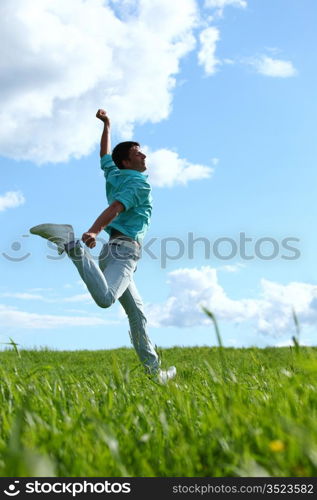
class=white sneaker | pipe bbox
[156,366,177,384]
[30,223,75,254]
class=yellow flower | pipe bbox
[269,440,285,452]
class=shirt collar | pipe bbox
[119,169,148,179]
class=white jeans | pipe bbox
[67,240,160,374]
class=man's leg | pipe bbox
[119,279,160,375]
[67,241,136,308]
[29,223,125,308]
[30,224,175,381]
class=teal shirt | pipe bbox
[100,154,152,244]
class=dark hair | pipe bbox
[111,141,140,169]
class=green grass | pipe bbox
[0,345,317,477]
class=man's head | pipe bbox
[112,142,147,172]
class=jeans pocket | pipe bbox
[109,243,140,261]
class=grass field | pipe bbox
[0,343,317,477]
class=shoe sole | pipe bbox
[30,223,73,235]
[29,224,74,254]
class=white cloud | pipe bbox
[1,291,94,304]
[146,266,317,337]
[0,191,25,212]
[223,58,235,65]
[250,55,297,78]
[204,0,247,15]
[198,27,220,75]
[62,293,91,303]
[205,0,247,6]
[218,263,245,273]
[275,338,312,347]
[0,292,46,301]
[0,0,198,164]
[145,147,214,187]
[0,304,116,329]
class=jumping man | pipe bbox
[30,109,176,383]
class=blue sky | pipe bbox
[1,0,316,351]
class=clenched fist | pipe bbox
[82,231,97,248]
[96,109,110,126]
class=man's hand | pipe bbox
[97,109,111,156]
[82,231,97,248]
[96,109,110,127]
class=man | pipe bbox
[30,109,176,384]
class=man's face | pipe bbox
[123,145,147,172]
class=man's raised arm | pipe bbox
[96,109,111,157]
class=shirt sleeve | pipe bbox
[100,154,118,181]
[113,178,150,211]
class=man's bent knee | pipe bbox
[96,292,115,309]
